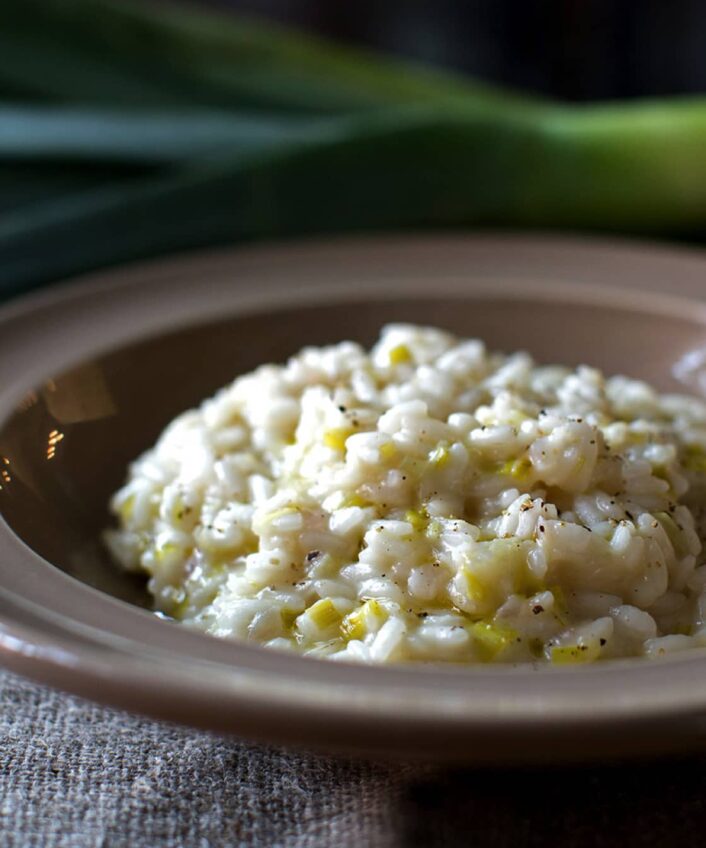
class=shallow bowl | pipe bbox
[2,234,706,763]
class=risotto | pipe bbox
[105,325,706,665]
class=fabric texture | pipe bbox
[2,670,706,847]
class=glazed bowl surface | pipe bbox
[2,234,706,762]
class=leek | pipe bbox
[1,0,706,296]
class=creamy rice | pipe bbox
[105,325,706,665]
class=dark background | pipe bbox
[199,0,706,100]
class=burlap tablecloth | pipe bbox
[2,669,706,847]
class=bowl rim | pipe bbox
[3,231,706,761]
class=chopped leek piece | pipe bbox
[323,428,352,451]
[550,642,600,664]
[117,493,135,521]
[405,508,428,532]
[154,542,177,563]
[306,598,342,629]
[341,493,369,508]
[341,599,386,641]
[500,457,532,480]
[462,567,488,604]
[379,442,397,461]
[469,620,517,659]
[388,344,412,365]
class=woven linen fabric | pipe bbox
[3,670,706,848]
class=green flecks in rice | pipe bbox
[105,324,706,665]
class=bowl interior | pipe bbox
[0,294,703,608]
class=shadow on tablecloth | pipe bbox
[397,761,706,847]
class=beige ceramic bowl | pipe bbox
[2,234,706,763]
